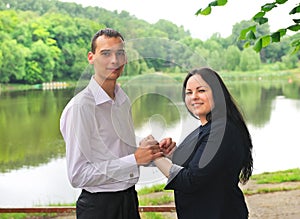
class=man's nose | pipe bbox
[110,53,118,63]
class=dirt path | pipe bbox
[241,180,300,219]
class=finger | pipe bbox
[149,144,160,151]
[160,137,172,148]
[152,152,163,160]
[146,135,155,140]
[147,140,159,146]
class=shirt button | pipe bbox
[130,173,134,178]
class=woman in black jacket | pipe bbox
[156,67,253,219]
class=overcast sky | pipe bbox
[61,0,298,40]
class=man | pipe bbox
[60,28,175,218]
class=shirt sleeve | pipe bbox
[60,102,139,189]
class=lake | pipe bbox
[0,73,299,207]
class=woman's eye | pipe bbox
[198,89,206,93]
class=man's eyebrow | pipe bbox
[100,49,125,52]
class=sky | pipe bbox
[60,0,298,40]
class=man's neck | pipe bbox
[94,75,116,99]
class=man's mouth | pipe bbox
[108,65,123,72]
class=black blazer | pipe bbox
[165,118,249,219]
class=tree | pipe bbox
[224,45,241,71]
[0,39,28,83]
[24,40,55,84]
[196,0,300,53]
[239,48,261,71]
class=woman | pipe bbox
[156,67,253,219]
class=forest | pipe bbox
[0,0,299,84]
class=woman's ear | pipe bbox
[87,52,94,64]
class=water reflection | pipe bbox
[0,76,299,206]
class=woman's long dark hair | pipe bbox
[182,67,253,184]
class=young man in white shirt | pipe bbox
[60,28,175,219]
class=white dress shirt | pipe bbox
[60,77,139,192]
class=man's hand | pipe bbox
[134,135,163,165]
[159,137,176,157]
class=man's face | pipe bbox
[88,35,127,82]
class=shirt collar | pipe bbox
[89,76,127,105]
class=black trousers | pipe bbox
[76,186,141,219]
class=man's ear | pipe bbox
[87,52,94,64]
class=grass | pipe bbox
[139,194,173,206]
[243,185,300,195]
[137,183,166,195]
[250,168,300,184]
[242,168,300,196]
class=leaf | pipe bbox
[253,38,262,52]
[261,35,271,48]
[290,40,300,54]
[254,17,268,25]
[209,1,218,6]
[271,32,281,42]
[261,3,277,12]
[291,39,300,47]
[195,6,211,16]
[278,28,287,37]
[276,0,288,4]
[217,0,227,6]
[253,11,266,19]
[253,36,271,52]
[246,30,256,40]
[239,25,256,40]
[287,24,300,31]
[293,19,300,24]
[208,0,227,6]
[289,5,300,15]
[243,41,251,49]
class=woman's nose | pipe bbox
[191,91,198,99]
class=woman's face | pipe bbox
[185,74,215,124]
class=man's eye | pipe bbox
[102,51,110,56]
[117,51,125,56]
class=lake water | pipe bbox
[0,74,299,207]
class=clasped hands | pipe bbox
[134,135,176,165]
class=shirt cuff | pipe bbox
[167,164,183,183]
[119,154,139,180]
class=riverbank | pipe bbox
[2,168,298,219]
[1,68,299,93]
[47,178,300,219]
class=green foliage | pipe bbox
[197,1,300,53]
[0,0,299,85]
